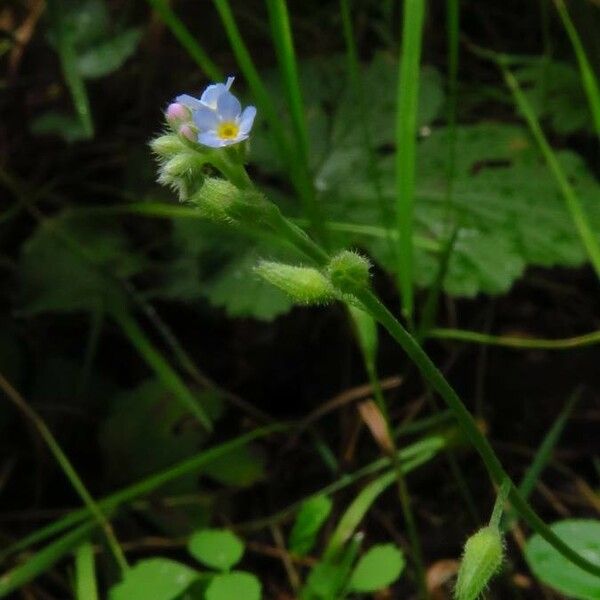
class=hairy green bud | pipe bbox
[189,178,240,223]
[327,250,371,295]
[455,526,504,600]
[161,152,206,179]
[255,261,336,305]
[150,133,187,159]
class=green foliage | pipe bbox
[29,113,90,143]
[156,220,295,320]
[301,536,361,600]
[252,54,600,299]
[36,0,141,142]
[200,443,266,487]
[77,28,142,79]
[109,558,198,600]
[514,59,594,135]
[205,572,262,600]
[18,215,144,315]
[325,123,600,296]
[188,529,245,571]
[348,543,405,593]
[98,379,222,488]
[289,495,333,555]
[454,526,504,600]
[203,252,294,319]
[525,519,600,599]
[48,0,141,79]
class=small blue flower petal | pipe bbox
[193,105,219,131]
[175,94,202,110]
[198,130,249,148]
[200,84,228,109]
[217,91,242,121]
[197,130,224,148]
[239,106,257,134]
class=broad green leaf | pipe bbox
[203,252,293,320]
[514,59,593,135]
[109,558,198,600]
[321,123,600,296]
[188,529,244,571]
[205,572,261,600]
[525,519,600,600]
[18,215,146,315]
[349,544,405,592]
[58,0,110,47]
[289,495,333,556]
[77,28,142,79]
[30,112,89,142]
[99,379,222,489]
[156,220,294,321]
[251,51,600,298]
[201,443,266,487]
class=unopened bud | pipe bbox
[255,261,336,305]
[188,177,240,222]
[327,250,371,295]
[455,526,504,600]
[161,152,205,179]
[150,134,187,159]
[178,124,197,142]
[166,102,190,125]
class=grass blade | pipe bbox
[0,373,127,573]
[111,308,213,432]
[396,0,427,321]
[518,390,581,500]
[0,425,284,561]
[417,0,461,339]
[501,65,600,280]
[324,436,444,560]
[265,0,309,171]
[75,542,99,600]
[340,0,398,265]
[503,390,580,530]
[145,0,222,81]
[46,0,93,138]
[212,0,321,235]
[0,523,97,598]
[429,327,600,350]
[554,0,600,141]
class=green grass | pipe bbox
[502,65,600,281]
[212,0,322,236]
[0,373,127,574]
[47,0,93,138]
[145,0,222,80]
[396,0,427,322]
[554,0,600,141]
[430,327,600,349]
[75,542,99,600]
[112,308,213,432]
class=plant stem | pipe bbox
[353,288,600,577]
[489,478,510,529]
[235,165,600,577]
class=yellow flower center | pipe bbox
[217,121,240,140]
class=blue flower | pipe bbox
[175,77,257,148]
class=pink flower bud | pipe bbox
[166,102,190,124]
[178,124,197,142]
